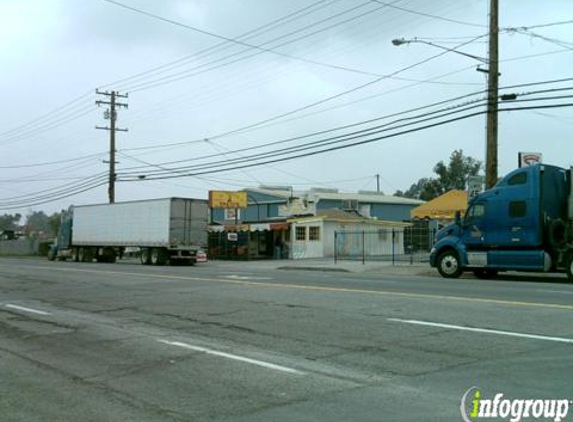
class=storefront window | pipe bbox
[309,226,321,241]
[295,226,306,241]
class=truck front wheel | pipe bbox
[437,250,463,279]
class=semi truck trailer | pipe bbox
[48,198,208,265]
[430,163,573,281]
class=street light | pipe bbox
[391,37,499,188]
[391,38,488,64]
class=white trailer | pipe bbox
[51,198,208,265]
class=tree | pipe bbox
[47,212,63,237]
[0,214,21,231]
[25,211,50,236]
[395,150,482,201]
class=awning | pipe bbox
[411,190,468,220]
[270,222,289,231]
[250,223,270,232]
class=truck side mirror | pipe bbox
[454,211,461,225]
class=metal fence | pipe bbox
[334,222,438,265]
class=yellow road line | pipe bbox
[10,264,573,311]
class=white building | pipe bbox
[287,209,410,259]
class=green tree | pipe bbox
[25,211,50,236]
[0,213,21,231]
[395,150,482,201]
[47,212,63,237]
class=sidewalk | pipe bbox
[209,258,437,277]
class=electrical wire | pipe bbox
[370,0,486,28]
[101,0,339,90]
[0,152,107,169]
[0,90,93,139]
[116,91,573,178]
[102,0,397,93]
[120,101,573,183]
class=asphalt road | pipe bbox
[0,257,572,422]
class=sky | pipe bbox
[0,0,572,216]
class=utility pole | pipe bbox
[375,174,380,193]
[485,0,499,188]
[96,90,128,203]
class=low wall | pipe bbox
[0,239,41,255]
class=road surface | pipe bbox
[0,257,571,421]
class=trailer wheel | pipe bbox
[78,247,86,262]
[437,250,462,279]
[566,253,573,283]
[72,248,80,262]
[150,248,167,266]
[140,248,151,265]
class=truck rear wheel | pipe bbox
[150,248,168,266]
[437,250,462,279]
[140,248,151,265]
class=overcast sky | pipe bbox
[1,0,572,215]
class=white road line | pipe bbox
[5,304,51,316]
[158,339,304,375]
[223,275,273,280]
[536,289,573,295]
[388,318,573,344]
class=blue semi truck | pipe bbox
[430,163,573,281]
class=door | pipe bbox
[461,202,487,250]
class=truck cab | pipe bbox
[430,164,573,281]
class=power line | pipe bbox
[121,101,573,183]
[122,1,398,93]
[119,75,573,161]
[102,0,396,92]
[370,0,487,28]
[509,19,573,30]
[101,0,338,90]
[0,105,96,146]
[194,35,487,141]
[117,90,573,179]
[0,152,106,169]
[0,90,92,139]
[513,29,573,51]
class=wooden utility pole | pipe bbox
[96,90,128,203]
[485,0,499,188]
[376,174,380,193]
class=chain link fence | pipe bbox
[334,221,438,265]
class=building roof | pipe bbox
[410,190,468,220]
[245,187,424,206]
[289,208,410,227]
